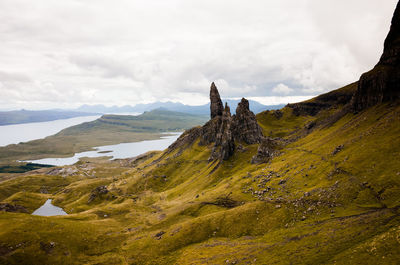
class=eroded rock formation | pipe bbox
[210,82,224,119]
[169,83,265,161]
[352,1,400,110]
[209,103,235,160]
[232,98,263,144]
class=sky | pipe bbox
[0,0,397,110]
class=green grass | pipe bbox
[0,101,399,264]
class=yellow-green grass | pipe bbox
[0,102,399,264]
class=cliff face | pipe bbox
[352,1,400,110]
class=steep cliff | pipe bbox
[352,1,400,110]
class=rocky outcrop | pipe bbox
[232,98,263,144]
[168,83,264,161]
[209,103,235,161]
[352,1,400,111]
[210,82,224,119]
[0,203,28,213]
[202,85,264,161]
[251,137,277,164]
[88,186,109,203]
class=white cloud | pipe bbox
[0,0,397,109]
[248,96,314,106]
[272,84,294,95]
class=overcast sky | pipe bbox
[0,0,397,110]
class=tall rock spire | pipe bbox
[210,82,224,119]
[232,98,263,144]
[352,1,400,110]
[172,83,265,162]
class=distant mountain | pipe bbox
[0,100,282,126]
[0,110,99,126]
[74,100,284,115]
[75,104,137,114]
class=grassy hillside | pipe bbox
[0,109,208,166]
[0,91,398,264]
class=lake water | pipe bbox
[0,115,101,147]
[26,132,182,166]
[32,199,67,216]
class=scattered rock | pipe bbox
[0,203,28,213]
[154,231,165,240]
[202,196,240,208]
[332,145,344,155]
[46,166,78,177]
[88,186,109,203]
[39,186,49,194]
[305,121,316,130]
[40,241,56,254]
[278,179,287,185]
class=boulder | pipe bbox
[251,137,276,164]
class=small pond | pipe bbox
[31,199,67,216]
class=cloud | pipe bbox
[0,0,398,109]
[272,84,294,95]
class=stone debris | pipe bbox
[88,186,109,203]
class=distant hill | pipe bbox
[74,100,284,115]
[0,109,209,164]
[0,110,99,126]
[63,108,209,135]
